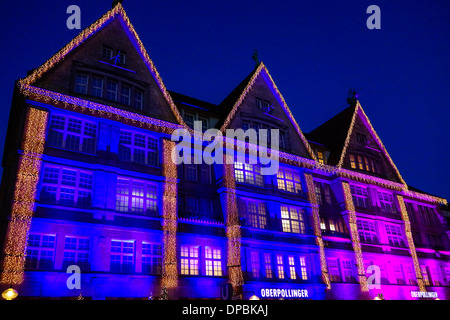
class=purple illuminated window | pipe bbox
[115,178,158,216]
[119,130,159,166]
[180,246,199,275]
[47,114,97,154]
[378,191,397,213]
[356,219,378,244]
[40,166,92,208]
[350,184,370,208]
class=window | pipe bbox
[405,202,416,223]
[299,257,308,280]
[205,247,222,276]
[320,218,326,231]
[349,154,356,169]
[238,198,267,229]
[379,191,397,213]
[75,74,88,94]
[443,266,450,285]
[317,151,324,164]
[356,133,367,145]
[106,79,118,101]
[276,255,285,279]
[342,260,355,282]
[25,234,56,270]
[115,178,158,216]
[142,243,162,275]
[110,240,134,273]
[393,265,405,284]
[180,246,199,275]
[40,166,93,207]
[117,51,126,64]
[277,167,302,194]
[357,219,378,243]
[234,161,263,186]
[199,117,209,132]
[314,182,323,205]
[119,130,159,166]
[102,46,113,60]
[421,266,430,286]
[186,196,199,215]
[264,253,273,279]
[91,76,103,97]
[280,206,306,234]
[323,184,332,205]
[183,113,194,129]
[256,98,271,112]
[405,265,417,285]
[120,84,131,105]
[350,185,370,208]
[430,267,441,286]
[47,114,97,154]
[385,224,405,247]
[327,258,341,282]
[288,256,296,280]
[134,89,144,110]
[63,237,90,271]
[251,252,261,278]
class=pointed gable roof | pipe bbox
[307,101,406,185]
[18,2,185,126]
[305,104,356,166]
[218,62,316,160]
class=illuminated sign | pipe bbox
[260,288,309,299]
[411,291,438,299]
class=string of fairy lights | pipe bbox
[162,140,178,289]
[396,195,426,292]
[342,181,370,293]
[1,108,48,285]
[305,173,331,290]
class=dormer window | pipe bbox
[102,46,113,60]
[317,151,325,164]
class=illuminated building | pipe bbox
[0,3,448,300]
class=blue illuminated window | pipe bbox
[106,79,118,101]
[63,236,90,271]
[119,130,159,167]
[115,178,158,216]
[110,240,135,273]
[120,84,131,105]
[237,198,267,229]
[40,166,93,208]
[91,76,103,97]
[264,253,273,279]
[134,89,143,110]
[250,251,261,278]
[142,243,162,275]
[25,234,56,270]
[47,114,97,154]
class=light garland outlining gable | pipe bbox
[304,173,331,290]
[396,195,426,292]
[20,85,182,134]
[1,107,48,285]
[341,181,369,294]
[162,140,178,289]
[219,62,317,161]
[336,101,406,186]
[223,154,244,298]
[18,2,186,127]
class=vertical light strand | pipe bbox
[341,181,369,293]
[224,154,244,298]
[161,139,178,289]
[396,195,426,292]
[304,173,331,290]
[1,107,48,285]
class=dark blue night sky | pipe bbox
[0,0,449,200]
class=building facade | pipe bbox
[0,3,449,300]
